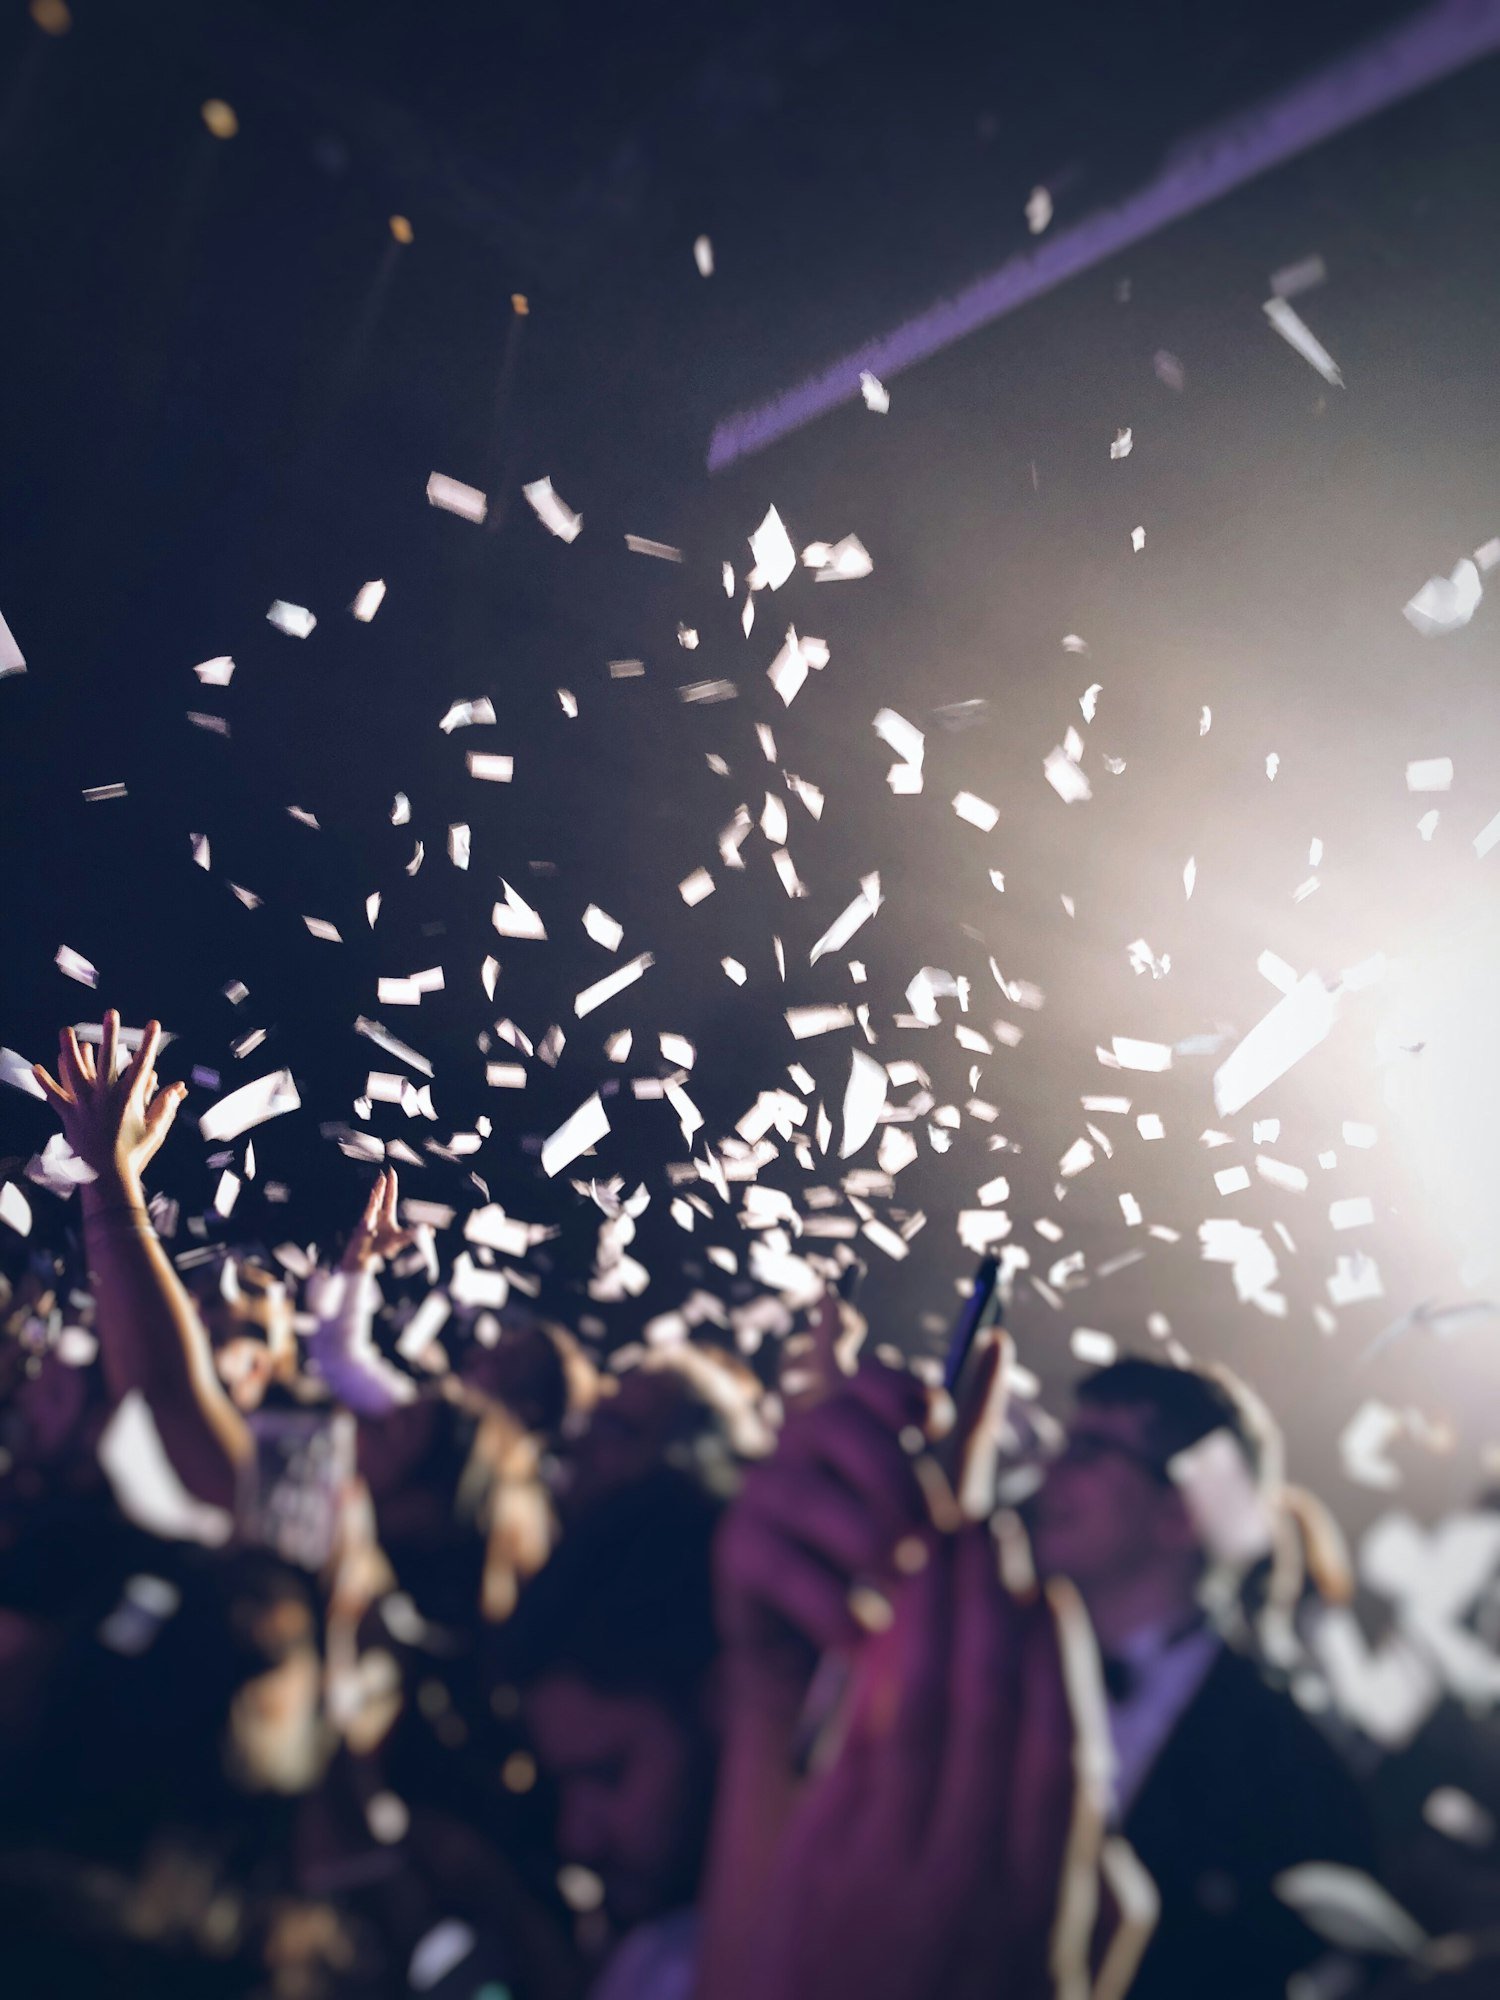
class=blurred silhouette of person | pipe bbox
[502,1468,723,2000]
[1029,1355,1377,2000]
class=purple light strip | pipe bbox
[707,0,1500,471]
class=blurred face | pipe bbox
[1029,1403,1189,1588]
[526,1672,712,1928]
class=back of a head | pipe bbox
[1077,1355,1268,1484]
[499,1466,723,1708]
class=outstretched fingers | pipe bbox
[32,1061,72,1110]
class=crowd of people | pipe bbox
[0,1009,1495,1999]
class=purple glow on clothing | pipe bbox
[707,0,1500,470]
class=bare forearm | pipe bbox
[81,1173,252,1507]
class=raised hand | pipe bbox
[748,1529,1098,2000]
[714,1360,933,1721]
[340,1167,425,1273]
[33,1010,187,1195]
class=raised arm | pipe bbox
[34,1009,253,1509]
[305,1169,421,1417]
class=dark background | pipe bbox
[2,0,1498,1531]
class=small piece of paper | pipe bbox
[860,370,889,413]
[194,655,235,685]
[1262,297,1344,387]
[467,752,514,782]
[575,953,653,1019]
[1404,558,1482,637]
[1406,757,1453,793]
[952,791,1000,832]
[492,881,546,940]
[541,1092,609,1177]
[55,945,99,987]
[352,580,386,622]
[427,472,488,523]
[749,506,797,591]
[266,600,316,638]
[199,1069,301,1143]
[523,476,582,542]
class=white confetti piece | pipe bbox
[522,476,582,542]
[492,881,547,940]
[266,600,315,638]
[186,711,230,735]
[1256,1155,1307,1192]
[1330,1196,1374,1231]
[605,1029,632,1062]
[1111,1036,1172,1072]
[467,752,514,782]
[574,952,653,1019]
[212,1169,240,1219]
[1262,297,1344,387]
[1421,1787,1495,1847]
[748,506,797,591]
[693,234,713,276]
[558,688,578,717]
[786,1003,855,1040]
[722,957,746,984]
[624,534,683,561]
[1213,974,1336,1117]
[199,1069,300,1143]
[55,945,98,987]
[660,1031,696,1070]
[1404,557,1482,637]
[228,883,261,908]
[860,370,889,413]
[355,1017,434,1077]
[1071,1328,1117,1366]
[190,832,210,870]
[303,917,341,942]
[1059,1137,1095,1177]
[427,472,487,523]
[1109,427,1132,459]
[1273,1866,1424,1957]
[1183,856,1196,899]
[0,605,25,676]
[952,790,1000,832]
[1406,757,1453,793]
[582,905,623,951]
[447,823,470,870]
[1025,184,1052,234]
[440,697,496,733]
[541,1093,610,1177]
[809,877,885,965]
[1130,525,1145,553]
[194,655,234,685]
[352,579,386,621]
[1214,1165,1251,1195]
[771,848,807,898]
[678,867,715,907]
[485,1062,526,1089]
[839,1049,887,1160]
[82,782,127,801]
[1044,745,1092,803]
[1136,1113,1164,1140]
[1258,949,1298,994]
[0,1182,32,1236]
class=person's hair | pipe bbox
[498,1466,722,1707]
[1076,1356,1268,1483]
